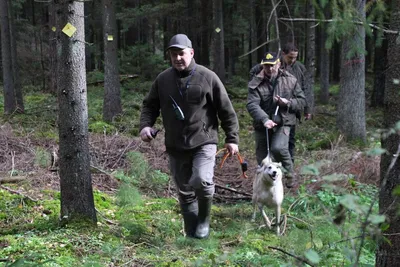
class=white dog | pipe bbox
[251,157,284,235]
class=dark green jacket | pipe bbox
[140,59,239,151]
[246,69,306,131]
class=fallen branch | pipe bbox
[87,74,139,86]
[215,183,252,196]
[214,195,252,202]
[90,165,114,177]
[0,185,37,202]
[0,176,27,184]
[267,246,316,267]
[95,208,118,225]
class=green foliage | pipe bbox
[1,92,58,139]
[86,70,104,85]
[33,147,51,168]
[122,151,169,195]
[323,0,387,57]
[116,184,142,207]
[119,45,170,79]
[88,121,117,134]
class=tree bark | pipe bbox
[319,20,330,105]
[49,0,58,94]
[305,0,315,116]
[0,0,16,114]
[371,31,388,107]
[56,0,97,224]
[375,0,400,265]
[331,41,341,82]
[102,0,122,123]
[249,0,257,65]
[337,0,366,143]
[8,0,24,112]
[212,0,225,83]
[200,0,210,66]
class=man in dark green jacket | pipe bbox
[140,34,239,239]
[247,52,306,188]
[249,43,313,163]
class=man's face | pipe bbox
[262,62,280,78]
[283,51,298,65]
[169,48,194,71]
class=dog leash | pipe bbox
[265,106,279,163]
[265,127,272,163]
[216,148,248,178]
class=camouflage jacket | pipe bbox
[246,69,306,130]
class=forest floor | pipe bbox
[0,85,383,266]
[0,109,380,205]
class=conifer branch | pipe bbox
[279,18,399,34]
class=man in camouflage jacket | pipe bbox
[247,52,306,188]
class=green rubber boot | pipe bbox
[195,198,212,239]
[181,201,198,237]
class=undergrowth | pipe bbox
[0,75,384,266]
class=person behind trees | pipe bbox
[249,43,312,163]
[246,52,306,188]
[139,34,240,239]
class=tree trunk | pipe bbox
[56,0,97,224]
[49,0,58,94]
[305,0,315,116]
[102,0,122,123]
[371,31,388,107]
[331,41,341,82]
[269,0,280,52]
[0,0,16,114]
[200,0,210,66]
[256,0,267,61]
[249,0,257,65]
[337,0,366,143]
[212,0,225,83]
[319,6,330,105]
[8,0,24,112]
[375,0,400,265]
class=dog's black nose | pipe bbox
[272,171,277,176]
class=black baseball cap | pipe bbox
[167,34,192,50]
[261,52,280,65]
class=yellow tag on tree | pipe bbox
[107,35,114,41]
[62,23,77,37]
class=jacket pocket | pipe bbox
[186,85,202,103]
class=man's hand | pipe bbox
[274,95,290,107]
[264,119,277,129]
[225,143,239,155]
[140,127,154,142]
